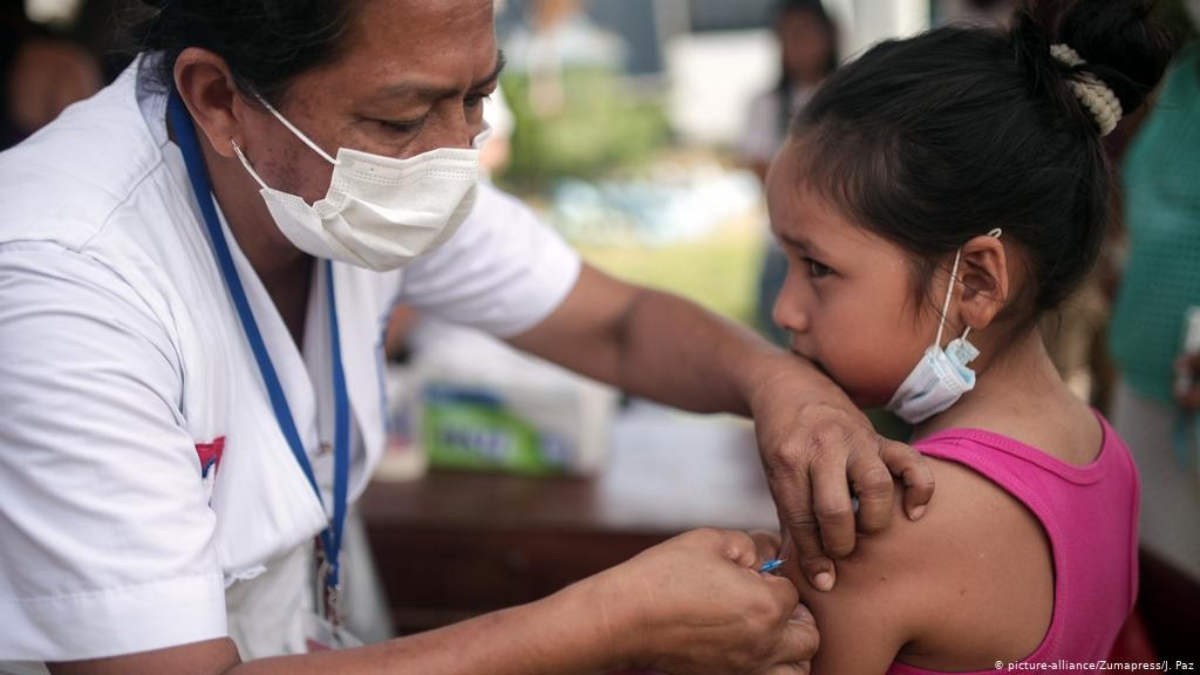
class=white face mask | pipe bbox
[885,242,992,425]
[232,97,488,271]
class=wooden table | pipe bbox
[358,402,778,635]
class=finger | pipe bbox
[810,446,856,560]
[769,461,835,591]
[770,604,820,666]
[878,440,936,521]
[748,530,784,563]
[763,664,808,675]
[846,437,896,535]
[763,573,801,618]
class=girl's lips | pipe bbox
[790,347,831,379]
[811,359,834,380]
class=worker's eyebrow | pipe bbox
[372,50,506,104]
[476,51,507,90]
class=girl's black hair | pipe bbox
[788,0,1174,329]
[125,0,359,103]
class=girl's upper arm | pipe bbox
[785,468,972,675]
[790,529,943,674]
[791,457,1052,675]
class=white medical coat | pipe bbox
[0,58,580,668]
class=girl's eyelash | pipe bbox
[806,258,833,278]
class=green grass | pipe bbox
[575,218,765,327]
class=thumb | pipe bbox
[715,529,762,569]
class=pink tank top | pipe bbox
[888,413,1139,674]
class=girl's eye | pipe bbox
[807,259,833,278]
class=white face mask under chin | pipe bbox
[885,243,993,425]
[231,97,489,272]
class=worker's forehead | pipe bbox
[341,0,496,62]
[283,0,498,109]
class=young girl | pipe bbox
[766,0,1173,671]
[741,0,841,345]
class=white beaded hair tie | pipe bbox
[1049,43,1123,136]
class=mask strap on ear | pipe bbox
[230,139,271,191]
[936,248,964,348]
[254,94,340,166]
[948,229,1002,344]
[954,229,1002,343]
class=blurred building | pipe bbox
[502,0,932,148]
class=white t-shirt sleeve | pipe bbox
[399,183,582,338]
[0,243,227,661]
[738,91,785,166]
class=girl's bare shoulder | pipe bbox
[793,456,1054,675]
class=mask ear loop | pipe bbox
[230,139,272,192]
[935,248,963,349]
[953,229,1004,345]
[254,94,340,166]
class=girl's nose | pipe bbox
[772,281,808,336]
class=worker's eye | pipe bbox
[464,92,492,111]
[373,117,425,135]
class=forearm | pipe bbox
[233,584,613,675]
[52,586,613,675]
[609,288,819,416]
[50,528,823,675]
[511,266,835,417]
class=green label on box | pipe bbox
[421,384,572,476]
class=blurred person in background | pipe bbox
[740,0,839,347]
[1107,0,1200,658]
[957,0,1016,25]
[1,0,101,150]
[503,0,624,119]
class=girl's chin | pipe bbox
[844,388,895,411]
[810,360,897,409]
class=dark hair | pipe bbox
[125,0,359,103]
[787,0,1173,330]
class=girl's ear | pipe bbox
[957,232,1009,332]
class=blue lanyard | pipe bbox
[168,94,351,595]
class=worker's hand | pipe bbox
[747,355,935,592]
[593,528,817,675]
[1176,352,1200,411]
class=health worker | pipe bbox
[0,1,935,674]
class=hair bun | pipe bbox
[1012,0,1174,134]
[1050,43,1124,135]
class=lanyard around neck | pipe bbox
[168,94,351,593]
